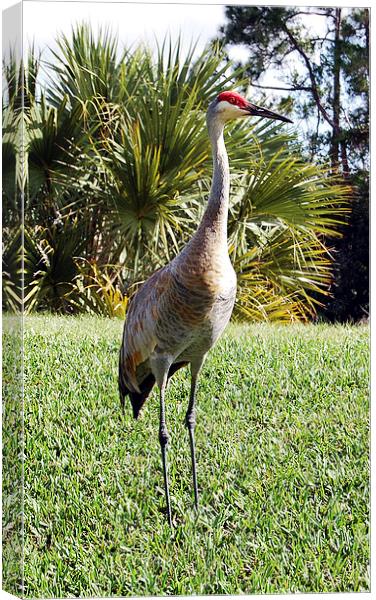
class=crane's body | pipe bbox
[119,91,292,525]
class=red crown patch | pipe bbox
[217,91,248,108]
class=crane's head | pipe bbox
[211,90,293,124]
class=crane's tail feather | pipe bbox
[129,373,155,419]
[118,351,149,418]
[118,359,188,419]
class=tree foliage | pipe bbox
[220,7,369,320]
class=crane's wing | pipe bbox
[119,266,171,395]
[119,266,189,417]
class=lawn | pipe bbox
[8,316,371,595]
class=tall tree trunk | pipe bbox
[340,141,350,179]
[331,8,342,173]
[364,9,369,78]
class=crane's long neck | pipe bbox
[198,117,229,239]
[173,115,231,276]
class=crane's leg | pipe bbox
[185,358,204,511]
[159,375,172,527]
[151,354,173,527]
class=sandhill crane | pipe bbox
[119,91,292,526]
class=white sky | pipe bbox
[23,1,232,60]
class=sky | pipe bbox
[22,1,239,60]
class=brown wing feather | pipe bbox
[119,266,172,396]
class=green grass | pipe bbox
[11,316,370,595]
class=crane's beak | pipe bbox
[245,102,293,123]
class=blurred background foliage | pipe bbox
[2,13,367,322]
